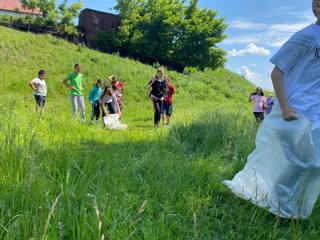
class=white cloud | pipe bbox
[240,66,260,83]
[225,11,315,47]
[238,66,273,90]
[228,20,267,30]
[228,43,271,57]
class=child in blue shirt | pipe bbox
[88,79,104,122]
[225,0,320,219]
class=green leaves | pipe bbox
[113,0,227,71]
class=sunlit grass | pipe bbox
[0,26,319,239]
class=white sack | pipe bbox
[224,104,320,219]
[103,114,128,130]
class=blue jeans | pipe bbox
[91,100,100,121]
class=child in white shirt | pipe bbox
[29,69,47,115]
[224,0,320,219]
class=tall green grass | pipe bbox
[0,26,319,239]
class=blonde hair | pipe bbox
[157,68,164,74]
[108,75,119,82]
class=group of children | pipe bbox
[249,87,274,122]
[27,0,320,220]
[148,68,176,128]
[29,63,124,125]
[88,75,123,123]
[28,65,176,128]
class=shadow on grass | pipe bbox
[1,110,319,239]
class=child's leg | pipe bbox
[34,95,40,113]
[70,95,78,118]
[90,102,95,121]
[39,96,46,116]
[77,96,86,121]
[166,104,173,125]
[154,100,162,125]
[95,100,100,120]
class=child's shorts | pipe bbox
[162,102,173,116]
[34,95,46,107]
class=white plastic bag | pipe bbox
[103,114,128,130]
[224,104,320,219]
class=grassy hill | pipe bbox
[0,26,317,240]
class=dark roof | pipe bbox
[80,8,119,18]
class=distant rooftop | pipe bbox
[0,0,41,15]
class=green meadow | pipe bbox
[0,26,320,239]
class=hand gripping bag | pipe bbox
[224,104,320,219]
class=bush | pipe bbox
[183,66,198,75]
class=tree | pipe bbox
[38,0,56,18]
[114,0,227,71]
[21,0,39,12]
[58,0,83,25]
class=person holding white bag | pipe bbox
[224,0,320,219]
[99,87,126,130]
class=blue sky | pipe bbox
[60,0,317,90]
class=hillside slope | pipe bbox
[0,26,254,116]
[0,27,315,240]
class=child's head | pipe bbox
[164,75,171,84]
[313,0,320,20]
[102,87,113,96]
[109,75,119,83]
[156,68,164,79]
[256,87,264,96]
[96,79,104,88]
[74,63,82,73]
[112,85,118,92]
[38,69,46,80]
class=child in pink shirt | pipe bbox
[249,87,266,122]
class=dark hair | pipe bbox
[112,85,118,91]
[251,87,264,96]
[38,69,46,76]
[74,63,82,68]
[102,86,112,96]
[96,79,103,85]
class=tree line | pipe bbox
[93,0,227,72]
[2,0,227,72]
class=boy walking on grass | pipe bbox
[29,69,47,115]
[88,79,104,123]
[63,63,86,122]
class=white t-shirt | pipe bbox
[270,23,320,123]
[31,78,47,96]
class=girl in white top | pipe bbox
[29,69,47,115]
[224,0,320,219]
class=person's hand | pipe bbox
[282,107,298,121]
[69,86,76,90]
[118,112,122,120]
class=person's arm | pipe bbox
[113,95,121,116]
[148,79,154,98]
[62,77,75,90]
[271,66,297,121]
[29,80,36,92]
[171,85,176,95]
[88,88,94,103]
[100,101,108,116]
[248,94,253,103]
[148,78,155,87]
